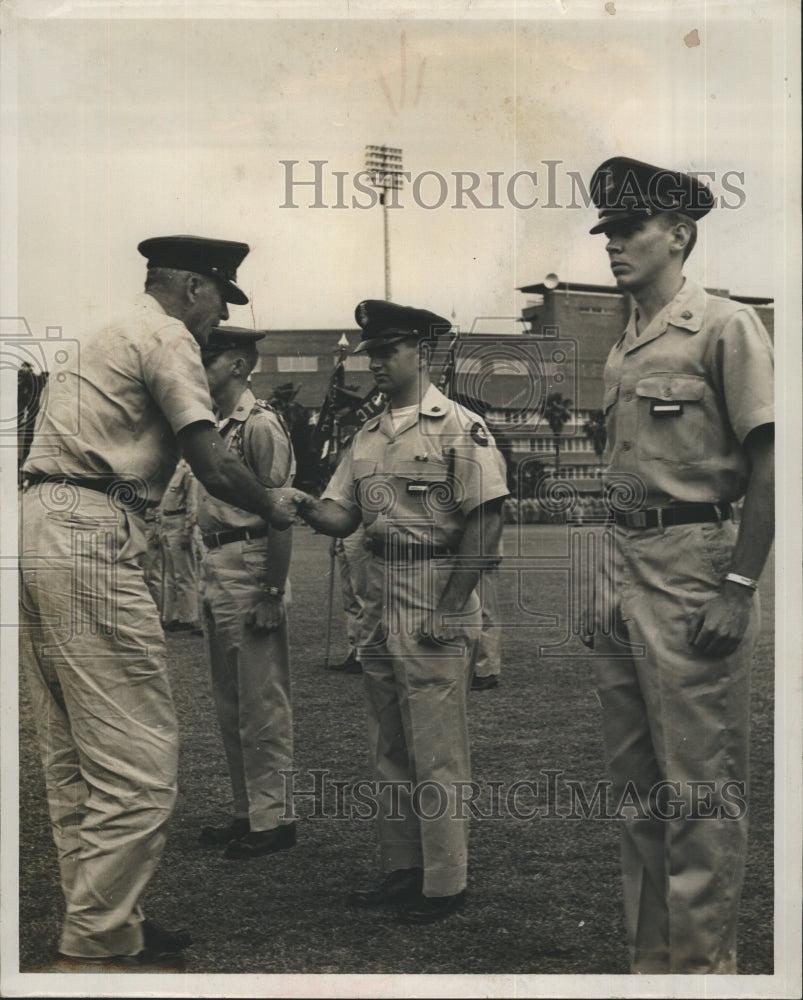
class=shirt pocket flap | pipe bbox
[603,383,619,414]
[635,374,706,402]
[352,459,378,479]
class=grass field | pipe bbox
[18,523,774,977]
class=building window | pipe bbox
[277,356,319,373]
[344,356,371,371]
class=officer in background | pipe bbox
[160,456,203,634]
[196,327,297,859]
[469,553,503,691]
[586,157,774,973]
[296,300,509,923]
[328,430,369,674]
[453,393,508,692]
[19,236,303,969]
[142,506,164,613]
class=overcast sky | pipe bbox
[5,1,792,344]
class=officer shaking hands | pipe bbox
[295,300,509,923]
[20,235,305,970]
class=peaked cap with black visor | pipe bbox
[588,157,714,235]
[353,300,452,353]
[138,235,250,305]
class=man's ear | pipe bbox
[669,219,693,255]
[185,274,205,302]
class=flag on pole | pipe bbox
[436,330,461,400]
[310,337,387,480]
[310,346,347,462]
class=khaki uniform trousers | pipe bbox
[593,519,758,974]
[161,516,200,625]
[336,524,370,651]
[359,553,479,898]
[201,538,293,831]
[142,514,163,611]
[19,487,178,958]
[471,565,502,679]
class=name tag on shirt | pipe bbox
[650,400,684,417]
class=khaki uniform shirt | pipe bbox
[160,458,196,519]
[23,293,215,503]
[323,383,509,550]
[602,279,774,507]
[196,388,295,534]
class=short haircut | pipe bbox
[202,344,258,376]
[225,345,259,376]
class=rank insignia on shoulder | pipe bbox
[470,422,489,446]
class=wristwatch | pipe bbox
[724,572,758,592]
[265,586,285,599]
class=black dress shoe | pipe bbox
[399,889,467,924]
[142,918,192,956]
[348,867,424,907]
[169,620,202,634]
[224,822,296,859]
[51,953,143,972]
[51,921,191,972]
[199,817,250,846]
[52,951,186,972]
[328,650,362,673]
[471,674,499,691]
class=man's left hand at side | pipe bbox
[245,596,285,634]
[418,608,468,647]
[687,582,754,657]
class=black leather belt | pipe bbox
[368,538,456,561]
[162,508,187,517]
[614,502,732,529]
[202,525,269,549]
[23,473,158,511]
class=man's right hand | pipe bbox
[265,488,307,529]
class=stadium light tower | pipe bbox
[364,144,404,301]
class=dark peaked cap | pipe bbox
[138,235,250,304]
[589,157,714,234]
[353,299,452,353]
[201,325,266,360]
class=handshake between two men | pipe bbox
[265,486,501,650]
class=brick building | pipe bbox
[242,282,774,495]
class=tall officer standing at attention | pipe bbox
[19,236,303,969]
[586,158,775,973]
[296,301,509,924]
[195,326,297,859]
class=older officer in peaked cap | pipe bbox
[20,236,304,969]
[195,325,297,861]
[585,157,774,973]
[296,300,509,923]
